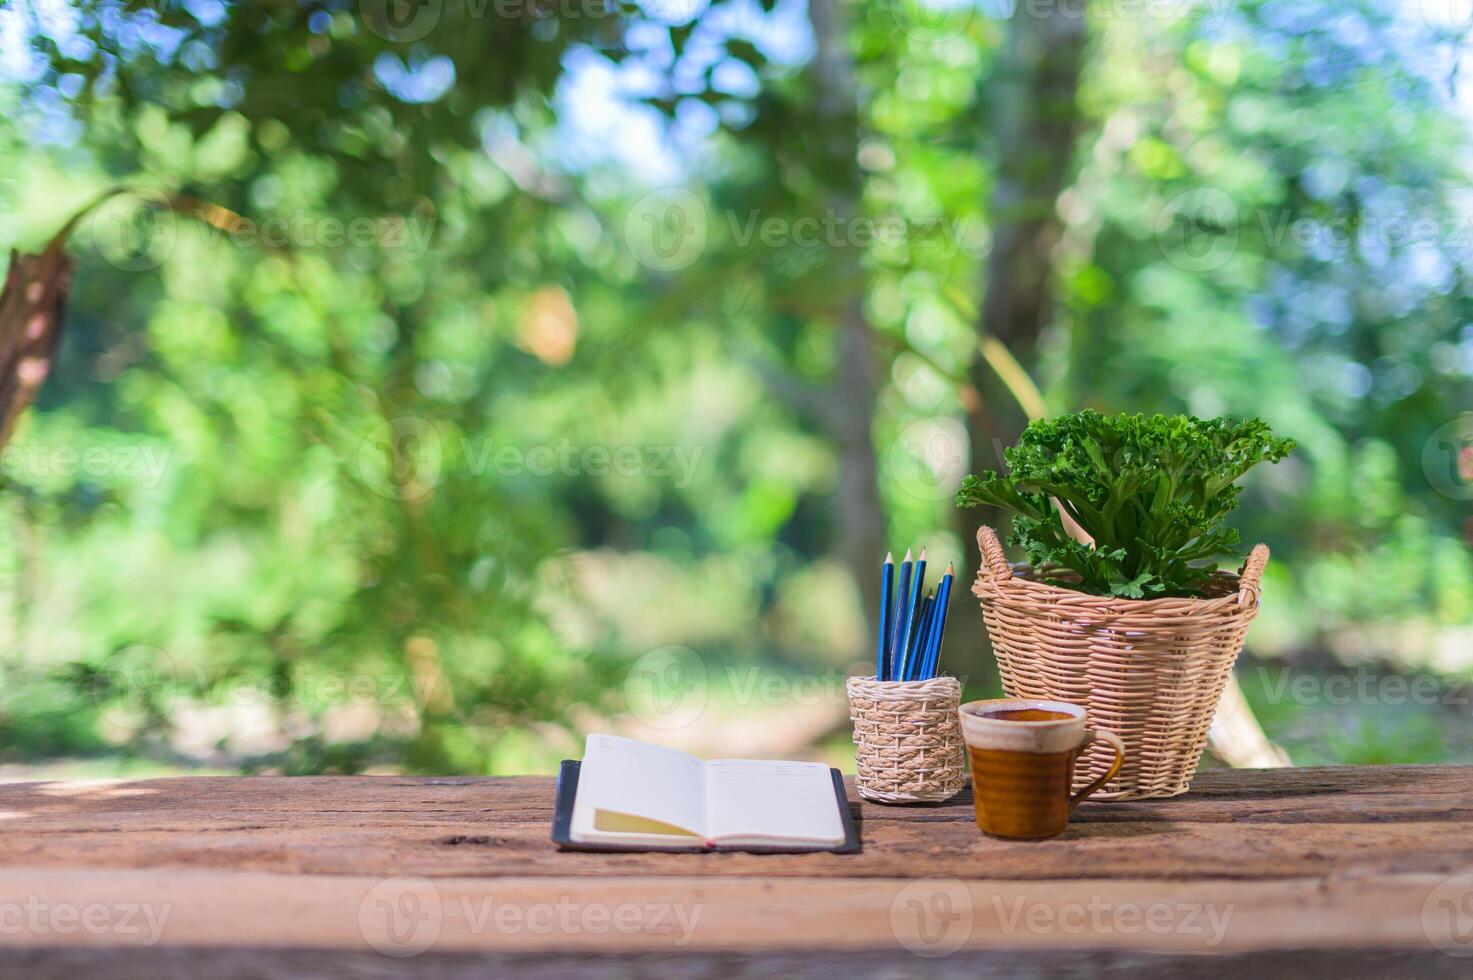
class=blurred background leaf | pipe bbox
[0,0,1469,776]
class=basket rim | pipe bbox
[846,674,962,700]
[974,563,1248,610]
[974,525,1269,616]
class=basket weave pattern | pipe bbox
[846,675,967,804]
[972,526,1269,801]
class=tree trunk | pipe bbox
[0,248,74,449]
[807,0,886,650]
[953,2,1090,685]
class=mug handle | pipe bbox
[1068,729,1126,811]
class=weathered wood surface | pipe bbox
[0,765,1469,978]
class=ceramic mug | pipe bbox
[958,699,1125,840]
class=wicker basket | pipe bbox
[972,525,1269,801]
[846,675,967,804]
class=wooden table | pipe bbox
[1,765,1471,977]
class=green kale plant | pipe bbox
[956,412,1295,599]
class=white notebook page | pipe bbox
[704,759,843,843]
[573,734,708,837]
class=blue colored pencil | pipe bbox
[888,549,913,682]
[877,553,894,680]
[922,564,954,679]
[895,549,925,679]
[907,591,935,680]
[906,548,928,656]
[919,578,944,679]
[923,593,944,678]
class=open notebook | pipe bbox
[552,734,858,853]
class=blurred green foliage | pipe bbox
[0,0,1469,774]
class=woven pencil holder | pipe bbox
[972,525,1270,801]
[846,675,967,804]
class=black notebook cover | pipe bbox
[550,759,861,854]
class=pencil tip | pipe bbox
[919,548,927,560]
[884,551,893,564]
[945,562,954,574]
[902,548,913,561]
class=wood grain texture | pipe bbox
[5,947,1465,980]
[0,767,1469,880]
[0,869,1451,951]
[0,765,1468,977]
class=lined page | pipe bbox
[704,759,844,844]
[571,734,708,838]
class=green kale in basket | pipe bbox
[955,411,1294,600]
